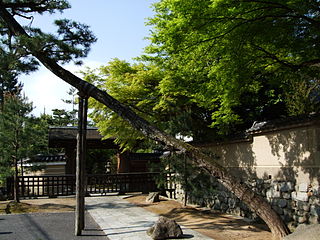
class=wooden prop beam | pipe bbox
[75,93,88,236]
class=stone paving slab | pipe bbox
[86,195,213,240]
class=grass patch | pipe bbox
[6,201,40,214]
[1,199,75,214]
[0,201,9,214]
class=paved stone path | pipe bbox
[86,195,213,240]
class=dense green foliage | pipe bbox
[84,59,215,150]
[84,60,161,149]
[84,0,320,148]
[151,152,218,202]
[86,149,117,174]
[0,1,96,107]
[144,0,320,134]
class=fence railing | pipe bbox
[6,172,174,198]
[87,172,159,195]
[13,175,76,198]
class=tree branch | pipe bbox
[252,44,298,70]
[299,59,320,68]
[240,0,320,28]
[2,0,68,14]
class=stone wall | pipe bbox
[169,116,320,228]
[173,177,320,229]
[165,116,320,229]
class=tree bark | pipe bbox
[13,155,19,203]
[0,5,290,238]
[75,94,88,236]
[13,125,19,203]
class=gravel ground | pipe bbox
[125,194,273,240]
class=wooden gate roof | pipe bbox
[48,126,118,149]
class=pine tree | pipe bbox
[0,89,33,202]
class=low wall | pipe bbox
[174,177,320,229]
[172,116,320,228]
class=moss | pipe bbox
[0,201,9,214]
[6,201,39,214]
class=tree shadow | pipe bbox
[161,206,270,233]
[184,118,320,228]
[215,138,258,181]
[266,126,320,184]
[37,203,75,211]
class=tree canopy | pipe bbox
[83,59,217,149]
[0,0,96,108]
[143,0,320,134]
[0,0,96,64]
[85,0,320,145]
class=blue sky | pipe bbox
[20,0,156,116]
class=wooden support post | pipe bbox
[183,154,187,207]
[75,93,88,236]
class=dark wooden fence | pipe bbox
[87,172,159,195]
[6,172,173,198]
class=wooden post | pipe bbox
[183,154,187,207]
[75,93,88,236]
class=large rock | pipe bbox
[146,192,160,203]
[283,224,320,240]
[147,216,183,240]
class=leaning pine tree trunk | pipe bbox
[0,5,290,239]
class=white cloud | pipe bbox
[20,60,104,116]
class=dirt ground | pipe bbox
[1,195,272,240]
[125,194,272,240]
[0,197,75,214]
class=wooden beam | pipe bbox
[75,93,88,236]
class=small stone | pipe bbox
[147,216,183,240]
[146,192,160,203]
[297,201,310,211]
[287,222,297,233]
[228,198,237,208]
[273,183,280,191]
[221,203,228,211]
[283,209,294,222]
[309,215,319,224]
[292,191,298,201]
[298,183,309,192]
[217,194,225,202]
[232,207,241,216]
[309,196,319,205]
[297,215,308,224]
[296,192,309,202]
[283,192,292,199]
[213,201,221,210]
[290,200,297,209]
[278,199,288,208]
[280,182,294,192]
[310,205,320,217]
[266,188,280,199]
